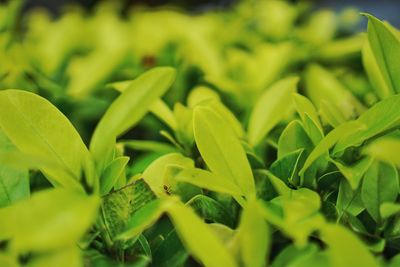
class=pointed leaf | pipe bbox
[248,77,298,145]
[193,106,255,197]
[90,67,175,171]
[0,90,89,190]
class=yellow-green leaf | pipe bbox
[193,106,255,197]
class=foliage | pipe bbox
[1,0,400,266]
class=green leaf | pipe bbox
[187,86,220,108]
[142,153,194,196]
[321,224,379,267]
[193,106,255,197]
[331,157,373,190]
[0,252,18,267]
[0,130,29,208]
[334,94,400,153]
[263,170,292,197]
[187,195,234,227]
[152,229,188,267]
[0,164,29,208]
[172,167,244,197]
[277,120,313,159]
[121,140,177,154]
[100,156,129,195]
[380,203,400,219]
[248,76,298,146]
[117,198,168,241]
[271,244,323,267]
[67,47,127,97]
[304,64,365,120]
[0,90,89,190]
[27,247,82,267]
[259,188,325,246]
[237,200,269,267]
[293,93,322,132]
[300,121,364,176]
[336,180,364,217]
[361,161,399,222]
[166,201,237,267]
[0,188,100,253]
[363,137,400,167]
[109,80,177,130]
[150,99,177,130]
[319,99,347,127]
[364,14,400,94]
[90,67,176,171]
[317,34,365,62]
[173,103,195,147]
[270,149,305,186]
[362,42,394,99]
[302,113,324,146]
[198,99,244,138]
[102,180,156,239]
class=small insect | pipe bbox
[163,185,172,195]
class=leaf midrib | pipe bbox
[200,116,246,193]
[6,93,79,180]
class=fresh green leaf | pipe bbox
[363,137,400,167]
[0,130,29,207]
[300,121,364,176]
[364,14,400,94]
[100,156,129,195]
[90,67,176,171]
[142,153,194,196]
[0,90,89,190]
[0,188,100,253]
[321,223,379,267]
[166,201,237,267]
[248,76,298,146]
[237,199,269,267]
[334,94,400,153]
[172,167,244,197]
[193,106,255,197]
[277,120,313,159]
[361,161,399,222]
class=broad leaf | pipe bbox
[362,42,394,99]
[334,94,400,153]
[100,156,129,194]
[304,64,365,120]
[331,157,373,190]
[0,130,29,207]
[0,189,99,253]
[193,106,255,197]
[361,161,399,222]
[121,140,177,154]
[364,14,400,94]
[336,180,364,217]
[300,121,364,176]
[0,90,89,190]
[321,224,379,267]
[117,198,167,241]
[248,76,298,146]
[188,195,234,227]
[237,200,269,267]
[277,120,313,159]
[102,180,156,239]
[363,137,400,167]
[142,153,194,196]
[27,247,82,267]
[172,167,244,197]
[293,93,322,132]
[166,201,237,267]
[90,67,176,171]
